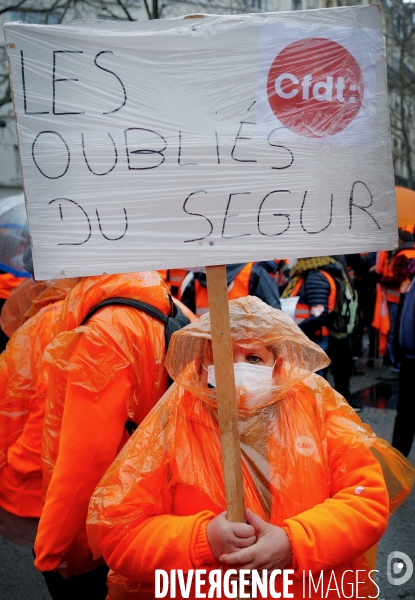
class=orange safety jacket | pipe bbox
[158,269,189,300]
[0,300,65,518]
[195,263,252,317]
[372,283,389,355]
[372,249,415,354]
[34,272,171,577]
[290,270,337,337]
[382,248,415,303]
[372,252,389,355]
[0,273,27,301]
[169,269,189,300]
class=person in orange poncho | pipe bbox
[34,271,192,600]
[0,277,79,548]
[87,296,415,600]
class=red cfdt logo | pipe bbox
[267,38,364,138]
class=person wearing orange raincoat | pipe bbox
[87,296,415,600]
[0,277,79,548]
[34,271,192,600]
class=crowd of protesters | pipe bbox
[0,244,414,600]
[160,245,415,457]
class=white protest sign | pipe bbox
[5,6,397,280]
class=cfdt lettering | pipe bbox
[267,38,364,137]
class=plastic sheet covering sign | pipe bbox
[4,5,397,280]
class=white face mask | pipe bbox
[207,362,273,389]
[206,363,275,409]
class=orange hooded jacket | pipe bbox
[0,278,79,518]
[34,272,173,577]
[87,297,414,600]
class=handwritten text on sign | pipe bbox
[5,6,397,279]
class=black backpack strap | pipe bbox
[81,296,190,344]
[165,303,191,345]
[81,297,169,327]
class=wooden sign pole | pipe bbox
[206,265,246,523]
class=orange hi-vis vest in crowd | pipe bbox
[0,273,27,301]
[194,263,252,317]
[372,249,415,354]
[290,270,337,336]
[168,269,188,299]
[372,252,389,355]
[158,270,188,300]
[382,248,415,303]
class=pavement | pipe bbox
[0,353,414,600]
[329,353,415,600]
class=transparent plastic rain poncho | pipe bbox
[0,276,70,337]
[0,278,79,469]
[87,297,415,599]
[21,278,81,322]
[0,278,38,338]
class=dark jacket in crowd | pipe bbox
[297,262,345,338]
[181,262,281,314]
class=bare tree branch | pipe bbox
[143,0,152,19]
[115,0,135,21]
[0,82,11,109]
[0,0,30,17]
